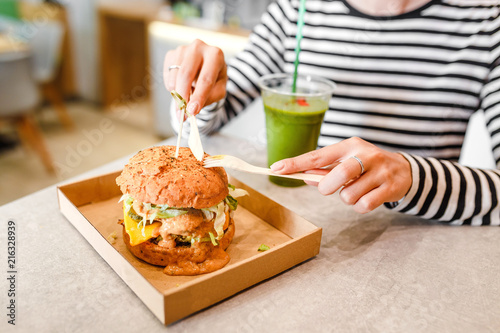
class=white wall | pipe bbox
[63,0,100,102]
[459,111,496,169]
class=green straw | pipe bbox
[292,0,307,93]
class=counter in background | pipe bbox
[148,20,249,137]
[98,0,162,109]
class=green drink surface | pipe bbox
[264,96,327,187]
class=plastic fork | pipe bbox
[203,155,324,182]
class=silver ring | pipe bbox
[351,155,365,175]
[168,65,181,71]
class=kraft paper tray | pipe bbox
[57,171,322,325]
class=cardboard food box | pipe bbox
[57,171,322,325]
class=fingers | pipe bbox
[317,157,366,195]
[205,77,227,106]
[176,108,187,122]
[164,47,192,122]
[270,138,362,174]
[270,137,412,214]
[187,48,227,115]
[338,171,378,205]
[174,45,203,106]
[348,186,389,214]
[303,169,329,186]
[330,152,411,214]
[163,40,227,116]
[164,49,183,92]
[270,146,338,173]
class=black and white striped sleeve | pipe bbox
[172,0,290,136]
[386,154,500,225]
[386,15,500,226]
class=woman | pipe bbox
[164,0,500,225]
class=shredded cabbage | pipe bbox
[138,217,146,237]
[228,187,249,198]
[119,194,148,235]
[208,232,218,246]
[191,236,211,244]
[119,193,134,214]
[120,194,187,236]
[147,210,157,225]
[222,186,249,211]
[118,193,129,203]
[155,203,167,209]
[207,185,249,239]
[120,186,248,243]
[201,209,215,221]
[156,209,187,219]
[213,202,226,239]
[203,204,219,213]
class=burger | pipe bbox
[116,145,247,276]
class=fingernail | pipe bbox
[187,101,199,115]
[270,161,284,171]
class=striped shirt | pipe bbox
[172,0,500,225]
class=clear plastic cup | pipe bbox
[258,73,335,187]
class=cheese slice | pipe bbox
[123,203,161,246]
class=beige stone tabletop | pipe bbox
[0,133,499,333]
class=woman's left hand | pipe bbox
[270,137,412,214]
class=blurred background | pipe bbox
[0,0,493,205]
[0,0,270,205]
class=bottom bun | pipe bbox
[123,218,235,276]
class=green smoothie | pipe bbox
[264,95,328,187]
[259,73,335,187]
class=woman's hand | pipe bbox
[164,39,227,117]
[270,137,412,214]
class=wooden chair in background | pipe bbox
[20,1,75,131]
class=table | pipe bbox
[1,134,499,332]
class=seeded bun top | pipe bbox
[116,146,228,209]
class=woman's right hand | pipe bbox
[164,39,227,117]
